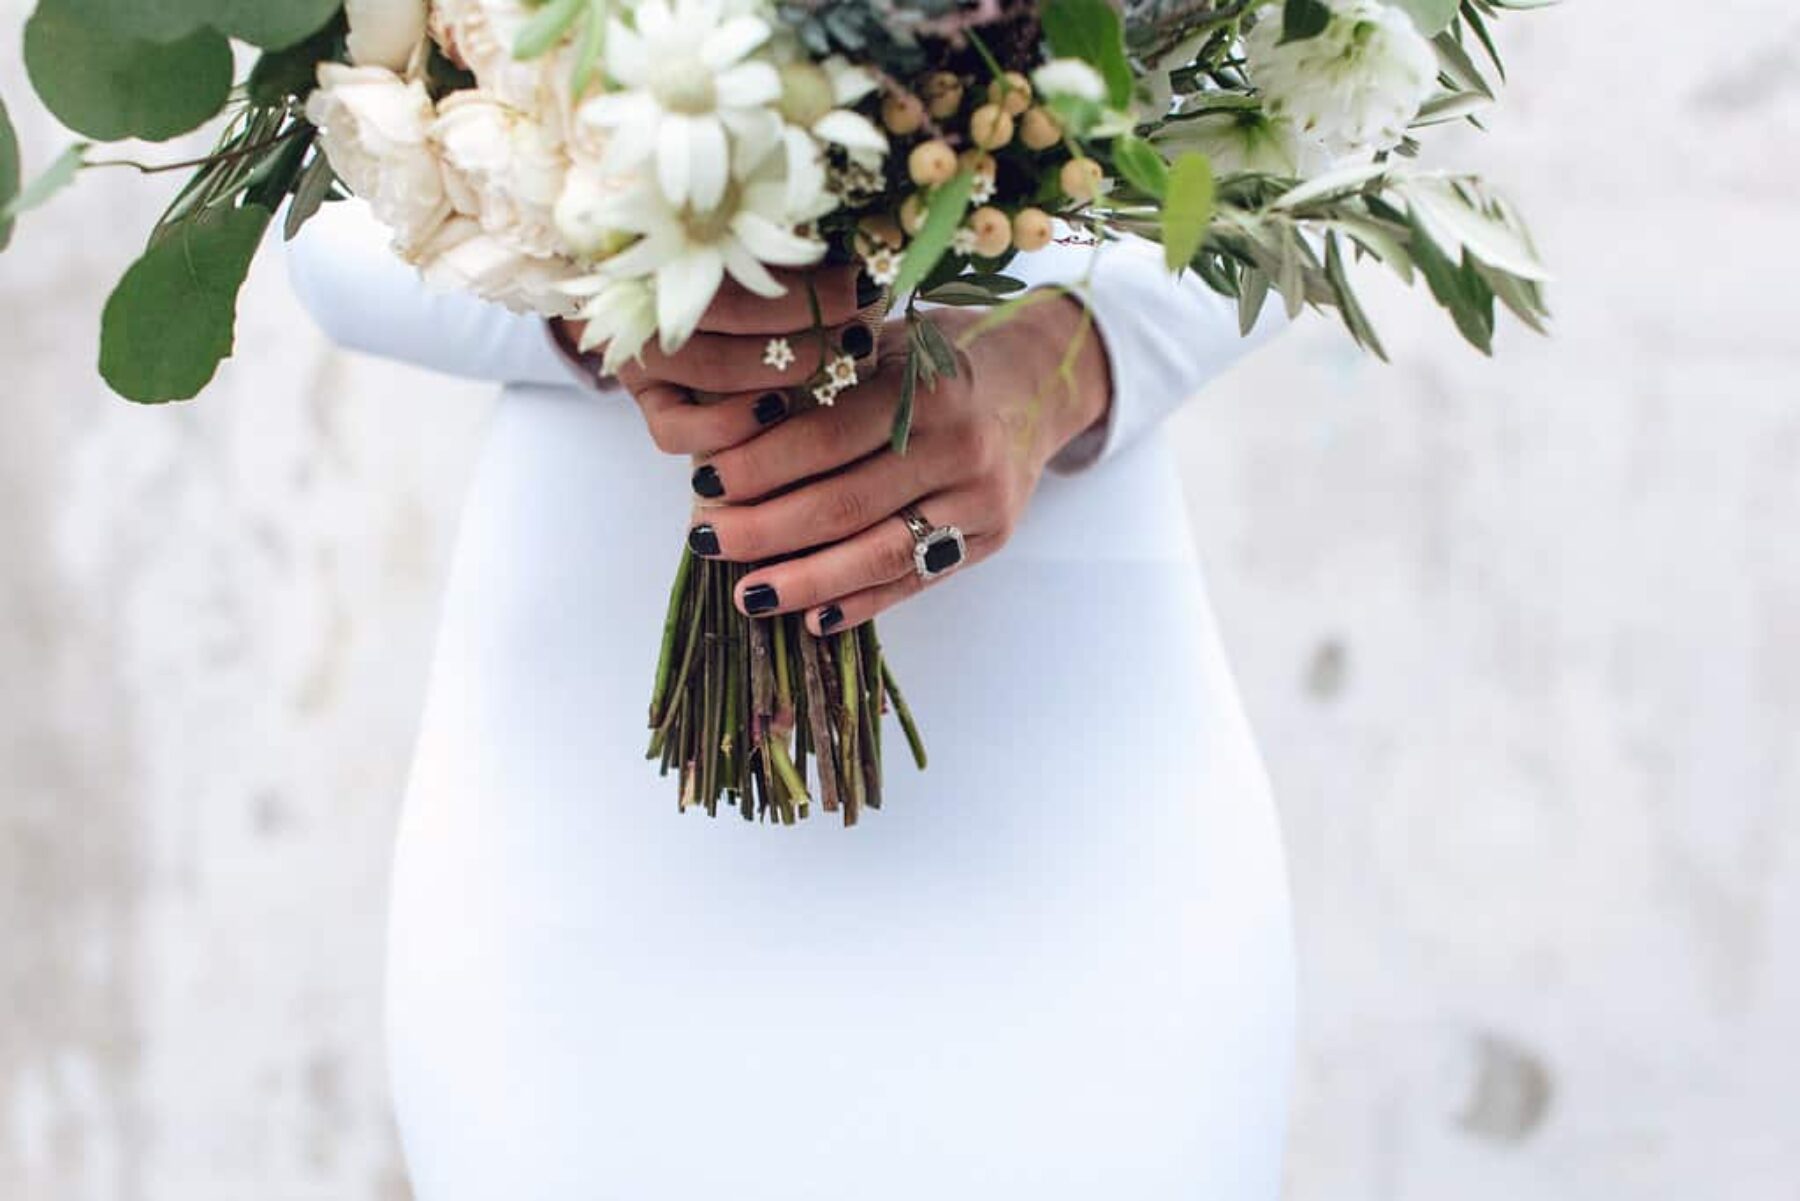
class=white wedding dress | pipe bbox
[288,204,1297,1200]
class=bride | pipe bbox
[289,201,1296,1198]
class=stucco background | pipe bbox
[3,1,1797,1198]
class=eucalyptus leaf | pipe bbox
[1,141,87,223]
[101,204,272,402]
[25,0,232,142]
[1160,151,1215,270]
[891,171,974,301]
[1042,0,1133,109]
[48,0,339,48]
[0,95,18,252]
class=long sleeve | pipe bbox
[1000,232,1290,472]
[285,201,575,387]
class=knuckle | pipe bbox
[873,533,914,580]
[825,484,870,533]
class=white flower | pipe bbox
[345,0,428,72]
[581,0,783,212]
[862,245,900,287]
[762,337,795,371]
[415,217,581,314]
[951,226,979,256]
[1032,58,1107,104]
[826,353,858,387]
[969,172,996,205]
[554,162,636,259]
[594,168,828,351]
[563,275,660,372]
[1154,106,1316,177]
[1244,0,1437,157]
[306,63,452,258]
[812,382,840,406]
[432,91,569,257]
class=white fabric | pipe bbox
[287,202,1297,1200]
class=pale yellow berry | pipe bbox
[988,71,1033,116]
[1059,156,1104,202]
[969,206,1012,257]
[900,192,928,234]
[922,72,964,119]
[857,214,904,251]
[957,148,997,180]
[881,91,925,136]
[1012,207,1053,251]
[968,103,1014,150]
[1019,106,1061,151]
[908,139,957,187]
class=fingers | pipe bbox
[633,384,792,456]
[733,489,992,633]
[695,265,866,336]
[691,435,953,564]
[618,320,877,395]
[690,365,905,502]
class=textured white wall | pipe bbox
[2,2,1797,1198]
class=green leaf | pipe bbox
[1111,134,1168,200]
[50,0,339,48]
[1042,0,1133,109]
[1,141,88,224]
[1280,0,1332,43]
[284,152,337,241]
[516,0,586,60]
[0,94,19,252]
[247,19,346,108]
[1160,151,1215,271]
[892,339,919,454]
[101,205,272,403]
[891,171,975,300]
[1391,0,1460,35]
[25,0,232,142]
[1324,233,1387,359]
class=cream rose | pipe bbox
[305,63,451,258]
[432,90,569,258]
[415,217,581,315]
[345,0,429,72]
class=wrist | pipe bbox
[967,291,1112,466]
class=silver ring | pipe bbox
[899,505,966,581]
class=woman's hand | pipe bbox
[561,263,879,454]
[682,293,1111,634]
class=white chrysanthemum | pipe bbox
[305,64,452,258]
[1244,0,1437,157]
[1032,58,1107,104]
[592,167,828,351]
[563,276,660,372]
[580,0,783,212]
[433,91,569,257]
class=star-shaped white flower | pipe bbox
[827,353,859,388]
[813,381,840,406]
[862,246,901,287]
[763,337,795,371]
[952,226,979,256]
[969,172,996,205]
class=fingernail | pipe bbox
[692,464,724,499]
[856,271,882,309]
[753,391,787,425]
[839,323,875,360]
[818,604,844,632]
[687,524,720,556]
[743,583,779,615]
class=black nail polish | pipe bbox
[692,464,724,498]
[839,323,874,360]
[856,271,882,310]
[818,604,844,632]
[743,584,779,615]
[687,524,720,556]
[753,391,787,425]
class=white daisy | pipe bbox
[862,245,901,287]
[561,275,659,373]
[594,169,827,351]
[580,0,782,212]
[772,55,889,214]
[763,337,795,371]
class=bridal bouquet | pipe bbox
[2,0,1549,824]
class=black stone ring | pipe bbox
[899,505,967,581]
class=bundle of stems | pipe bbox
[645,550,927,825]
